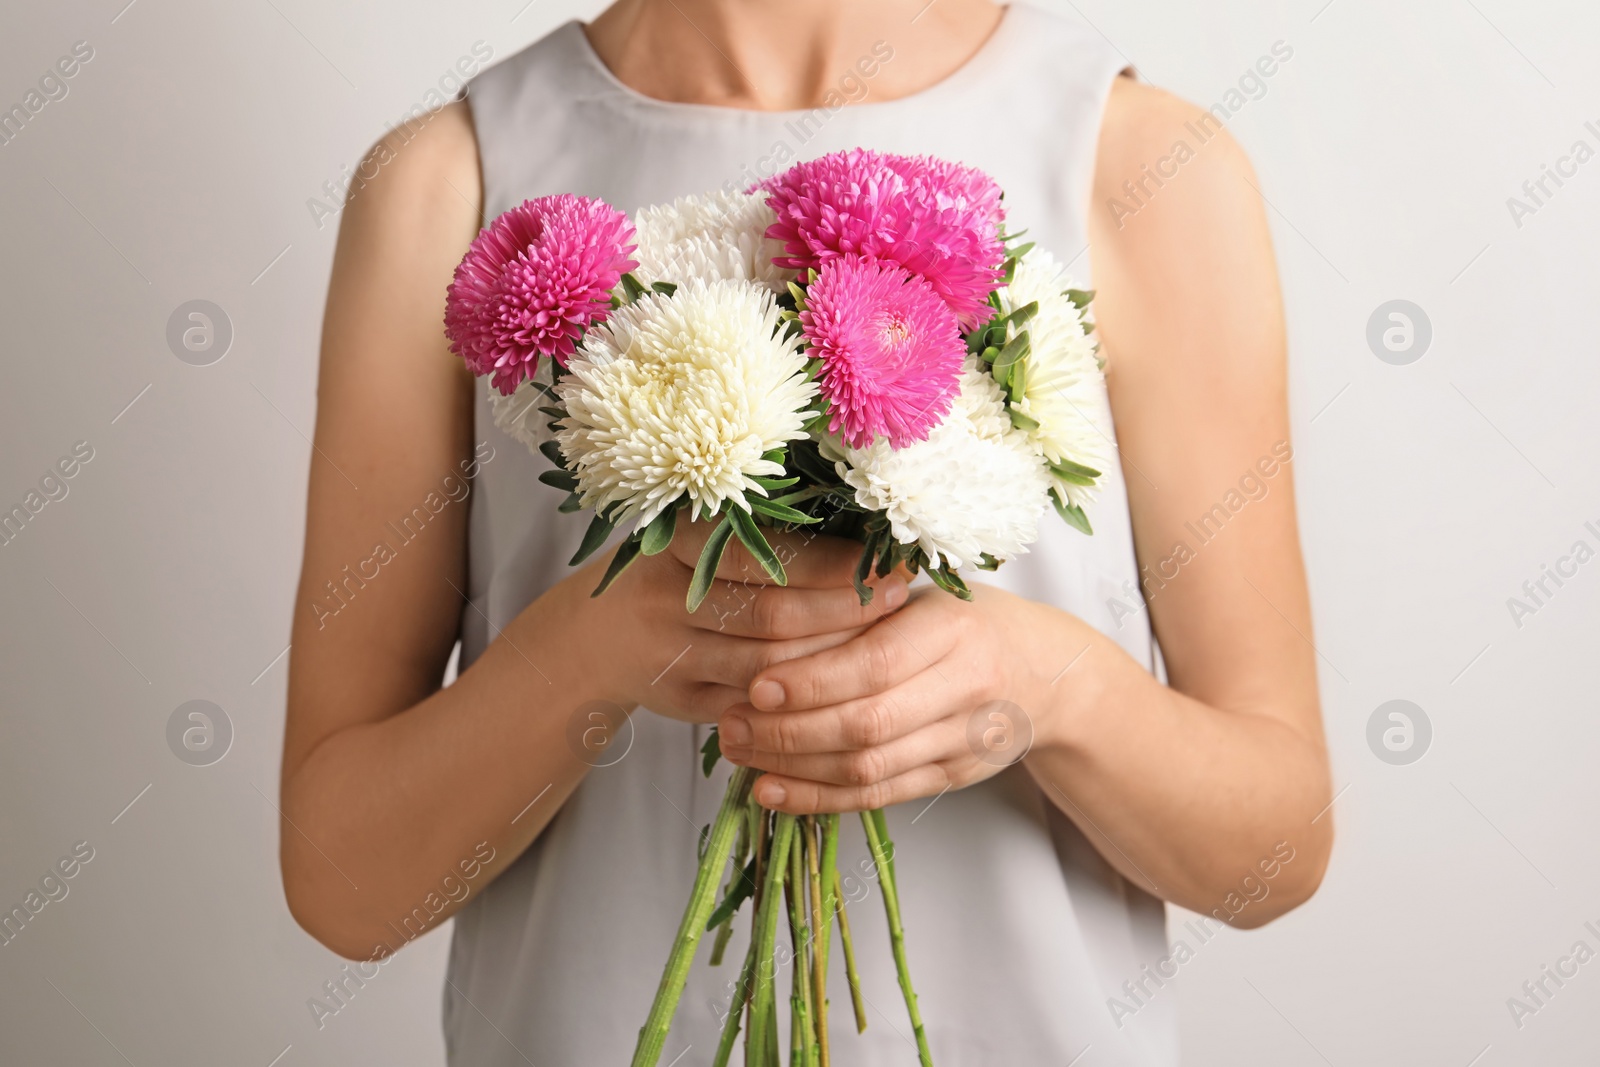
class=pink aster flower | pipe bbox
[761,149,1005,329]
[445,194,637,395]
[801,256,966,449]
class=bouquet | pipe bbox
[444,149,1108,1067]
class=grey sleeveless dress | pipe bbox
[450,7,1175,1065]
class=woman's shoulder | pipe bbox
[1093,76,1261,244]
[340,100,481,242]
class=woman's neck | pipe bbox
[584,0,1005,111]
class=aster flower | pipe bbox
[837,361,1052,569]
[556,278,817,528]
[632,190,795,291]
[487,361,558,454]
[997,248,1110,508]
[762,149,1005,328]
[800,257,965,450]
[445,194,637,395]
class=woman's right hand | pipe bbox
[565,513,909,725]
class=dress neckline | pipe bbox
[567,5,1019,120]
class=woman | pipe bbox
[280,1,1333,1063]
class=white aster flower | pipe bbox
[998,248,1111,508]
[488,360,558,452]
[556,278,817,527]
[838,362,1052,570]
[631,190,796,292]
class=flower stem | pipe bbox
[748,814,796,1064]
[807,816,832,1067]
[630,766,756,1067]
[831,868,868,1034]
[712,936,758,1067]
[711,803,754,966]
[861,809,933,1066]
[785,827,816,1067]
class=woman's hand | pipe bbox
[568,514,911,726]
[714,582,1074,813]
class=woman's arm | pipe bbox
[713,79,1332,926]
[281,103,903,958]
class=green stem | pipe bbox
[630,766,756,1067]
[807,817,832,1067]
[831,868,868,1034]
[748,814,797,1064]
[785,827,816,1067]
[713,936,758,1067]
[861,809,933,1067]
[711,804,754,966]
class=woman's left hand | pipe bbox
[716,582,1083,813]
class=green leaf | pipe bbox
[1007,408,1040,432]
[538,440,566,468]
[1008,241,1036,261]
[729,507,787,585]
[1048,457,1102,486]
[686,515,736,612]
[768,485,831,509]
[927,563,973,601]
[650,280,678,296]
[790,444,839,485]
[875,533,897,579]
[852,531,880,605]
[1065,287,1094,310]
[701,729,722,777]
[639,505,678,556]
[557,491,584,513]
[537,405,565,420]
[1003,300,1039,331]
[751,474,800,492]
[786,280,809,311]
[590,536,643,595]
[538,468,579,492]
[704,856,758,931]
[748,497,820,525]
[1051,492,1094,535]
[975,552,1001,571]
[992,332,1029,375]
[569,512,616,566]
[620,272,647,302]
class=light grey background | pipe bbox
[2,1,1597,1064]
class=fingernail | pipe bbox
[721,715,753,747]
[882,577,909,610]
[758,780,787,807]
[750,680,785,710]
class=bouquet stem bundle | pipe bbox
[632,744,931,1067]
